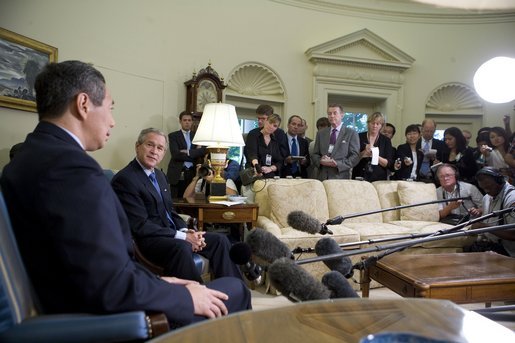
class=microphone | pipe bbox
[315,237,353,278]
[287,211,333,235]
[229,242,263,284]
[268,257,330,302]
[321,271,359,298]
[245,228,293,265]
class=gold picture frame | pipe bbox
[0,28,58,112]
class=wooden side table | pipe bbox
[173,197,258,238]
[361,252,515,304]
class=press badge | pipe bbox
[328,144,334,154]
[265,154,272,166]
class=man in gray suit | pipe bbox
[312,104,360,180]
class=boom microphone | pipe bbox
[229,242,263,284]
[321,271,359,298]
[315,237,353,278]
[268,257,330,302]
[245,228,293,265]
[287,211,333,235]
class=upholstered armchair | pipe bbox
[0,192,169,342]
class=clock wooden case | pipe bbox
[185,63,226,115]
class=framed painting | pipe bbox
[0,28,58,112]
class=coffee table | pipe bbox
[361,252,515,304]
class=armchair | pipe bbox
[0,192,169,342]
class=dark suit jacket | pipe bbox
[312,126,360,180]
[281,135,311,178]
[0,121,195,326]
[393,143,424,180]
[167,130,206,185]
[416,138,447,162]
[112,159,187,241]
[352,132,393,181]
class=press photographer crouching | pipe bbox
[183,163,239,199]
[435,163,483,225]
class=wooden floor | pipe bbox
[250,285,515,332]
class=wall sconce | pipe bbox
[473,56,515,104]
[192,103,244,201]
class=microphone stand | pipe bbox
[325,196,473,225]
[292,200,489,254]
[295,207,515,267]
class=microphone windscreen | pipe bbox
[245,228,292,265]
[315,237,353,277]
[268,257,330,302]
[321,271,359,298]
[287,210,321,234]
[229,242,252,265]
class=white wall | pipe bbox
[1,0,514,170]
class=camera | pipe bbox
[197,164,213,178]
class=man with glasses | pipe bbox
[435,164,483,224]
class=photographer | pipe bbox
[183,163,239,198]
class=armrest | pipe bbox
[256,216,283,236]
[0,311,168,342]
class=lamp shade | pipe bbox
[192,103,245,147]
[473,56,515,104]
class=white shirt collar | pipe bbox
[135,158,154,177]
[56,125,85,150]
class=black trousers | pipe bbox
[138,232,243,283]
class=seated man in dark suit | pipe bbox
[0,60,250,329]
[112,128,244,284]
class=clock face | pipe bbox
[196,79,218,112]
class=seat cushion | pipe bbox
[372,180,402,222]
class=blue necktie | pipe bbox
[149,172,176,229]
[184,131,193,169]
[291,137,298,174]
[420,140,431,176]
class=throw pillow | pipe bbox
[397,181,439,222]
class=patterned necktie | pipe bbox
[184,131,193,169]
[329,128,337,145]
[291,137,298,174]
[149,172,176,229]
[420,140,431,176]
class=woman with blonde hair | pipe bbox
[352,112,393,181]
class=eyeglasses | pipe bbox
[438,174,455,180]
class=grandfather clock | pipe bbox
[185,63,226,131]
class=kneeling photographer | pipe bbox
[183,163,239,199]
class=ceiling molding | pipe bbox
[271,0,515,24]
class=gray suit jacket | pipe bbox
[312,126,360,180]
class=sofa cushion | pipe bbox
[323,180,383,223]
[267,180,329,231]
[372,181,401,222]
[397,181,439,222]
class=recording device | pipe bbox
[245,228,293,265]
[229,242,263,284]
[484,146,493,152]
[286,211,334,235]
[321,271,359,298]
[315,237,353,278]
[268,257,330,302]
[254,163,263,174]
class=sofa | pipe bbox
[251,178,476,290]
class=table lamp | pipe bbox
[192,103,245,201]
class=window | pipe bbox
[343,112,368,133]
